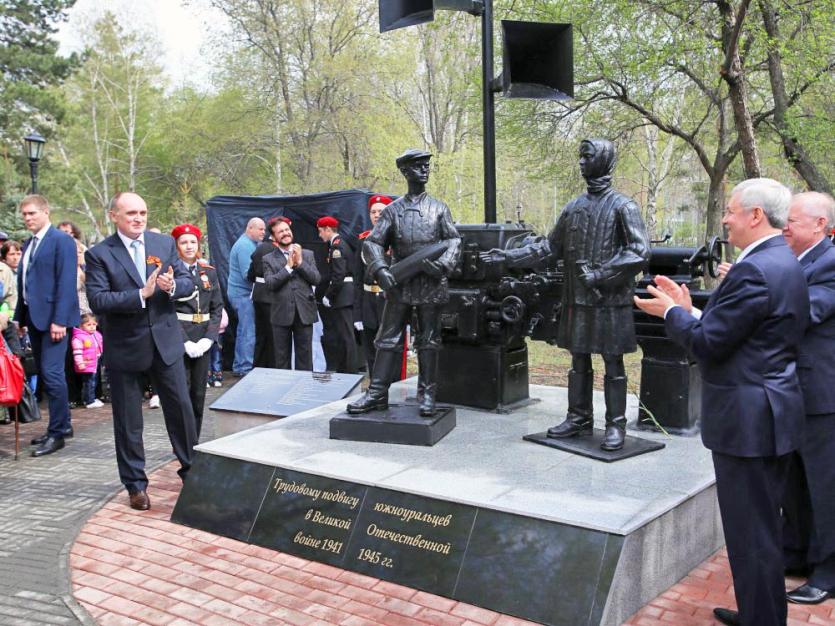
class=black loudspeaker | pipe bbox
[500,20,573,100]
[379,0,479,33]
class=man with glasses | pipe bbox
[636,178,809,626]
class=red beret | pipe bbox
[368,194,393,209]
[171,223,202,241]
[316,216,339,229]
[268,216,292,229]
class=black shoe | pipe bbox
[787,583,830,604]
[32,437,65,457]
[346,392,389,414]
[547,416,592,438]
[31,427,73,446]
[601,417,626,451]
[712,607,739,626]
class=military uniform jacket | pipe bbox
[248,241,278,304]
[174,260,223,343]
[318,235,354,308]
[263,247,321,326]
[353,230,386,327]
[363,192,461,305]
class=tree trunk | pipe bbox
[759,0,832,194]
[718,0,761,179]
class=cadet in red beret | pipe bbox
[354,195,393,376]
[172,223,222,438]
[316,216,357,372]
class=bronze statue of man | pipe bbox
[483,139,650,450]
[348,149,461,417]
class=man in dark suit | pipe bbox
[780,191,835,605]
[85,192,197,511]
[248,218,285,368]
[635,178,809,626]
[263,219,320,370]
[15,195,80,457]
[316,216,356,373]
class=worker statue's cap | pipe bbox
[395,148,432,168]
[368,194,393,209]
[316,216,339,229]
[171,223,202,241]
[268,216,292,229]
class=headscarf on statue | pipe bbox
[581,138,616,194]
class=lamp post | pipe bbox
[23,131,46,194]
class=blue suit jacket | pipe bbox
[85,231,193,371]
[14,225,80,332]
[796,237,835,416]
[665,236,809,457]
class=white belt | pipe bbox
[177,312,209,323]
[255,277,265,284]
[343,276,353,282]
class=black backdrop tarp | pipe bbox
[205,188,379,297]
[204,188,385,371]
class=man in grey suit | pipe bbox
[263,219,320,370]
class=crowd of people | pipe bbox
[3,171,835,626]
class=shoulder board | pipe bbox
[333,236,341,244]
[358,230,371,240]
[197,261,215,270]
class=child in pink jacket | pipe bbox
[72,313,104,408]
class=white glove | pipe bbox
[196,337,213,356]
[322,296,331,308]
[184,341,200,358]
[354,321,363,331]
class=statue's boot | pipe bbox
[346,350,399,414]
[417,349,439,417]
[600,375,628,451]
[547,368,594,438]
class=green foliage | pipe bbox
[3,1,832,244]
[0,0,77,229]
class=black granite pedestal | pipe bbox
[523,428,665,462]
[330,404,456,446]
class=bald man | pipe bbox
[85,192,197,510]
[780,192,835,605]
[227,217,265,376]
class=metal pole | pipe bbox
[29,161,38,194]
[481,0,496,223]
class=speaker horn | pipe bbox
[499,20,574,100]
[379,0,482,33]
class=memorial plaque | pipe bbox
[171,453,275,541]
[524,429,665,462]
[210,368,363,417]
[346,487,477,596]
[456,509,623,626]
[248,468,368,566]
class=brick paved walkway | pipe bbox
[2,387,834,625]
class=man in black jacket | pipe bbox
[264,219,320,370]
[316,216,356,373]
[781,192,835,606]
